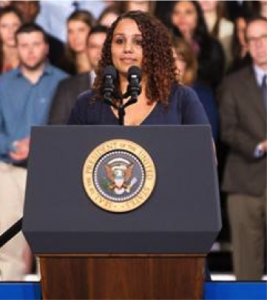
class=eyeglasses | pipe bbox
[247,34,267,44]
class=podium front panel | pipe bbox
[23,125,221,254]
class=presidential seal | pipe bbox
[82,139,156,213]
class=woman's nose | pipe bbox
[123,41,133,52]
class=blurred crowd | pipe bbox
[0,1,266,282]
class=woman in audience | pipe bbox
[257,1,267,19]
[227,16,252,74]
[117,1,156,15]
[0,6,23,74]
[198,1,234,66]
[61,10,95,75]
[170,1,225,90]
[97,5,120,28]
[0,0,11,7]
[172,37,218,140]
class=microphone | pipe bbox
[102,65,117,100]
[125,66,142,100]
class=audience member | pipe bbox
[60,10,95,75]
[10,1,39,23]
[218,16,267,280]
[0,1,16,6]
[253,0,267,18]
[49,25,108,125]
[117,1,156,15]
[170,1,225,90]
[154,1,175,28]
[36,0,107,42]
[10,1,65,70]
[227,16,251,74]
[198,1,234,66]
[97,5,120,27]
[0,23,67,280]
[172,37,218,140]
[0,6,23,74]
[104,1,116,6]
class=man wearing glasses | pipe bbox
[219,16,267,280]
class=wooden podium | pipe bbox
[23,126,221,299]
[40,254,205,299]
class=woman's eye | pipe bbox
[114,38,123,44]
[134,38,143,46]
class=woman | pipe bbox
[198,1,234,66]
[68,11,213,280]
[97,5,120,28]
[117,1,156,15]
[170,1,225,90]
[0,6,23,74]
[68,11,209,129]
[172,37,218,140]
[258,0,267,18]
[227,16,251,74]
[60,10,95,75]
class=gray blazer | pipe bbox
[219,65,267,196]
[49,72,91,125]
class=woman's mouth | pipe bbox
[120,58,136,64]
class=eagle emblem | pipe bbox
[103,158,138,195]
[83,139,156,212]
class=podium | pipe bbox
[23,125,221,299]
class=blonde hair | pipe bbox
[172,37,198,85]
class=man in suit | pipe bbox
[48,25,108,125]
[219,16,267,280]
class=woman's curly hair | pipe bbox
[93,11,177,107]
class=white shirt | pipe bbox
[36,1,107,43]
[253,64,267,87]
[253,65,267,157]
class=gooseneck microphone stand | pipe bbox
[104,94,138,126]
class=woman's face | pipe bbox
[0,13,22,47]
[236,17,247,47]
[171,1,198,38]
[99,12,119,28]
[67,20,91,53]
[127,1,150,12]
[111,18,143,78]
[172,49,187,81]
[198,1,217,13]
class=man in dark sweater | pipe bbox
[49,25,108,125]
